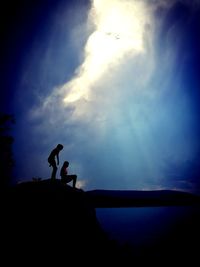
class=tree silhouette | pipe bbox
[0,113,15,187]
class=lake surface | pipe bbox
[96,206,200,249]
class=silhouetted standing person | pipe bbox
[48,144,63,180]
[60,161,77,188]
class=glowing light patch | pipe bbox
[76,180,87,189]
[63,0,149,103]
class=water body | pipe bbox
[96,206,200,249]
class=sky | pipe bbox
[1,0,200,193]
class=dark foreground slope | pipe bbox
[0,180,132,265]
[1,180,200,266]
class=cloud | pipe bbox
[39,0,153,110]
[62,0,149,102]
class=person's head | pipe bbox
[63,161,69,167]
[57,144,64,151]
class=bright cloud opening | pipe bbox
[62,0,150,103]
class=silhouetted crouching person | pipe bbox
[60,161,77,188]
[48,144,63,180]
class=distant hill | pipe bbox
[86,189,200,207]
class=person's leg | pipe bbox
[61,175,72,184]
[72,175,77,188]
[62,175,77,187]
[51,161,57,179]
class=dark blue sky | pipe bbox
[1,0,200,193]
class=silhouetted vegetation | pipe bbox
[0,113,15,187]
